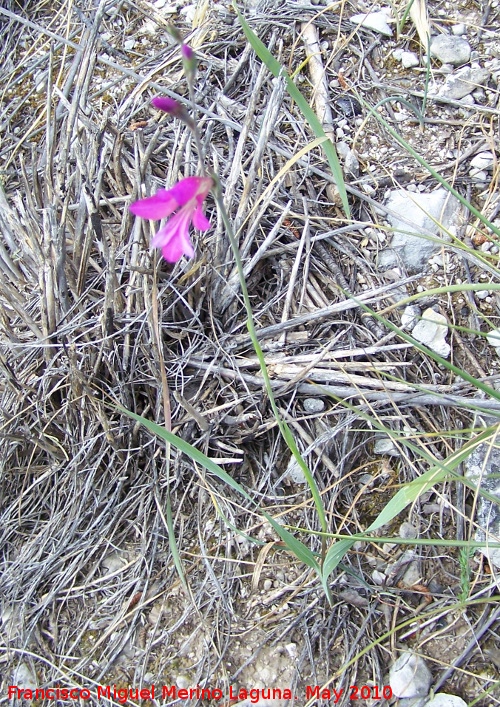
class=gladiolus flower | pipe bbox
[129,176,213,263]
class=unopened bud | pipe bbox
[152,96,182,115]
[151,96,195,129]
[181,43,197,81]
[181,43,194,61]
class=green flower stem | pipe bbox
[212,177,329,562]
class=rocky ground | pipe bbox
[1,0,500,705]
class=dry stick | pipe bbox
[236,70,287,224]
[186,357,500,411]
[279,205,310,346]
[300,20,341,207]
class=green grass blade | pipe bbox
[322,425,499,578]
[234,3,350,218]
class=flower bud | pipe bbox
[181,43,194,61]
[181,43,197,81]
[152,96,182,115]
[151,96,195,128]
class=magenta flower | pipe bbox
[129,176,213,263]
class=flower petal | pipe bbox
[167,177,205,205]
[152,206,195,262]
[192,204,210,231]
[130,190,177,219]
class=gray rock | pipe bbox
[303,398,325,413]
[390,653,432,698]
[350,11,393,36]
[451,23,466,36]
[374,438,400,456]
[423,694,468,707]
[470,151,495,172]
[399,521,418,539]
[339,589,369,607]
[402,51,420,68]
[401,560,421,587]
[401,305,421,331]
[412,308,450,358]
[440,66,490,99]
[377,188,461,273]
[430,35,471,65]
[344,149,360,178]
[372,569,386,585]
[465,416,500,569]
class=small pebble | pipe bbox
[399,521,418,539]
[401,51,419,68]
[303,398,325,413]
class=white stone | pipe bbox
[285,457,307,484]
[402,51,419,68]
[451,23,466,36]
[378,188,461,273]
[459,95,476,106]
[179,4,196,23]
[124,39,136,50]
[487,329,500,346]
[470,169,488,182]
[424,694,468,707]
[374,438,400,456]
[12,663,37,691]
[390,652,432,698]
[350,11,393,36]
[412,308,450,358]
